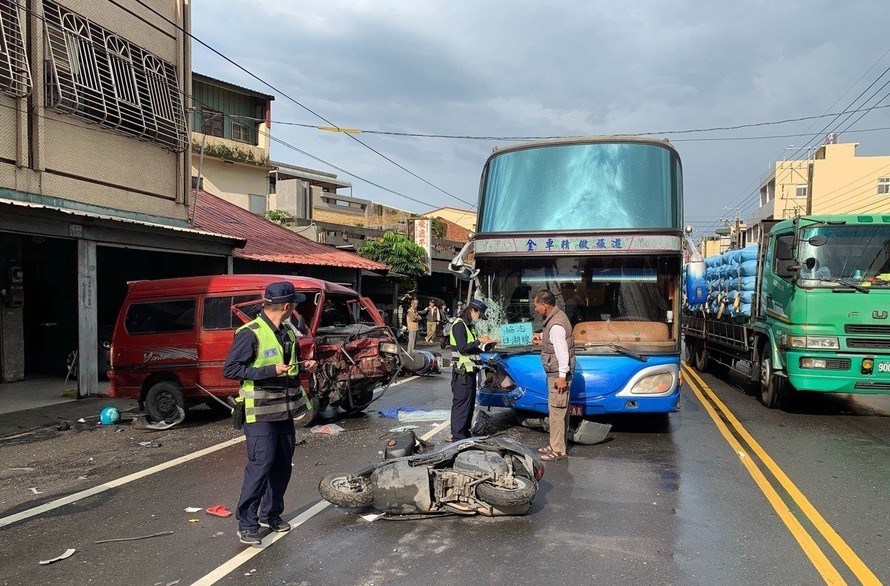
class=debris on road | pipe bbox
[29,487,42,495]
[55,422,70,431]
[188,519,199,523]
[38,548,76,565]
[184,507,202,513]
[388,425,419,433]
[206,505,232,517]
[76,418,86,423]
[360,513,383,522]
[138,441,163,448]
[398,409,450,422]
[310,424,344,435]
[95,530,174,544]
[132,406,185,431]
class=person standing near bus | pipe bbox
[406,297,420,352]
[532,290,575,461]
[423,299,441,343]
[448,299,496,440]
[223,281,310,546]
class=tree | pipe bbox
[431,217,447,239]
[266,209,293,224]
[358,231,428,290]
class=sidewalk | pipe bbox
[0,376,138,438]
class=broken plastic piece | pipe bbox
[184,507,202,513]
[132,406,185,431]
[310,424,344,435]
[568,420,612,445]
[360,513,382,522]
[188,519,199,523]
[206,505,232,518]
[29,487,42,495]
[39,548,76,565]
[77,418,86,423]
[388,425,419,433]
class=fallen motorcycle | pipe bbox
[318,433,543,517]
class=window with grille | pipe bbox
[201,107,224,137]
[42,1,187,152]
[0,0,32,98]
[232,121,252,143]
[879,177,890,195]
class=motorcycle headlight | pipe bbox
[630,372,674,394]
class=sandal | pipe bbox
[538,446,555,455]
[540,451,567,461]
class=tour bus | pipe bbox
[455,136,688,418]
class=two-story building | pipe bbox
[190,73,274,215]
[745,141,890,244]
[0,1,241,394]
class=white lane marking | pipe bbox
[191,500,330,586]
[191,393,451,585]
[0,376,423,530]
[0,437,245,529]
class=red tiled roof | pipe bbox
[193,191,388,272]
[435,216,470,242]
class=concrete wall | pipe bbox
[192,156,269,212]
[425,208,477,231]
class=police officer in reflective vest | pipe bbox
[448,299,496,440]
[223,281,311,546]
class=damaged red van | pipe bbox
[108,274,403,426]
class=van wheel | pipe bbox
[759,356,783,409]
[145,382,186,422]
[293,392,320,427]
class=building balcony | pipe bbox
[191,132,270,168]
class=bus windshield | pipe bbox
[478,141,682,233]
[479,255,679,353]
[798,225,890,288]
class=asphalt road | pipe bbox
[0,367,887,586]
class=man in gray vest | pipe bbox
[532,289,575,461]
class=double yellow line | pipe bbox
[682,364,882,586]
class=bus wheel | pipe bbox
[694,343,709,372]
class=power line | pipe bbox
[123,0,476,210]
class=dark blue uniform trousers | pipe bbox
[450,369,477,440]
[236,420,295,532]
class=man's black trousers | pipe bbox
[236,420,295,532]
[450,368,476,440]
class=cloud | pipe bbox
[192,0,890,229]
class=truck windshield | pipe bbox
[479,255,679,352]
[478,141,682,233]
[798,225,890,288]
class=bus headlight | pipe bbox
[789,336,838,349]
[630,372,674,394]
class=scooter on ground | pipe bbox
[318,433,544,517]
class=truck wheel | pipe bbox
[293,392,320,427]
[145,381,186,422]
[759,356,783,409]
[476,475,537,507]
[318,473,374,508]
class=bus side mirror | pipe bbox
[685,260,707,305]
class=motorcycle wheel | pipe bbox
[475,475,537,507]
[318,473,374,508]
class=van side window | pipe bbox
[125,300,196,334]
[202,295,262,330]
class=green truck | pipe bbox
[683,214,890,408]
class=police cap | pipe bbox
[263,281,306,304]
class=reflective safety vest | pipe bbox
[236,317,309,424]
[449,318,480,372]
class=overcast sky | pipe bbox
[192,0,890,235]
